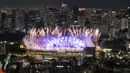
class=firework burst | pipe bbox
[23,26,101,51]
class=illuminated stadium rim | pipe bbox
[25,51,84,57]
[26,50,84,53]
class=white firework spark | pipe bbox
[23,26,101,51]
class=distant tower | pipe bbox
[28,10,40,28]
[60,3,69,28]
[121,18,128,30]
[40,7,46,27]
[15,9,26,31]
[61,3,68,22]
[78,16,84,25]
[61,3,68,12]
[24,11,29,30]
[11,10,16,29]
[78,8,86,25]
[127,7,130,38]
[1,11,7,28]
[73,6,79,21]
[90,9,102,28]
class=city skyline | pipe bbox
[0,0,129,8]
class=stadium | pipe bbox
[22,26,101,57]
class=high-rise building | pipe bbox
[99,25,109,34]
[1,12,7,28]
[24,11,29,30]
[77,8,86,26]
[40,7,46,26]
[15,9,25,31]
[11,10,16,29]
[72,6,79,21]
[28,10,41,27]
[48,7,61,26]
[121,18,128,30]
[78,16,84,25]
[111,28,119,38]
[128,9,130,34]
[0,12,2,29]
[90,9,102,25]
[61,3,68,23]
[6,13,12,29]
[61,3,68,13]
[126,7,130,38]
[89,9,102,29]
[102,12,111,25]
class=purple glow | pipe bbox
[44,36,86,51]
[23,27,100,51]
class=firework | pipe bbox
[23,26,101,51]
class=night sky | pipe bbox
[0,0,130,8]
